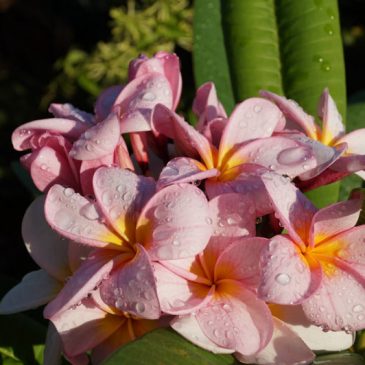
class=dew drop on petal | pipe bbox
[135,302,146,314]
[277,147,311,166]
[254,104,262,113]
[275,273,291,285]
[80,203,100,221]
[213,329,220,337]
[63,187,75,197]
[352,304,364,313]
[222,303,231,312]
[205,217,213,225]
[172,239,180,246]
[141,92,156,101]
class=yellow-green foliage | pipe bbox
[43,0,192,106]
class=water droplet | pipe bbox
[122,192,132,201]
[275,273,291,285]
[152,227,170,241]
[102,191,114,207]
[352,304,363,313]
[172,239,180,246]
[135,302,145,313]
[141,92,156,101]
[80,203,100,220]
[208,320,214,326]
[115,298,124,310]
[63,187,75,197]
[254,105,262,113]
[223,303,231,312]
[40,164,48,170]
[302,164,310,170]
[277,146,311,166]
[324,24,334,36]
[85,143,93,152]
[358,314,364,320]
[213,329,220,337]
[269,164,276,170]
[116,184,125,193]
[205,217,213,225]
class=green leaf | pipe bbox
[314,352,365,364]
[347,101,365,132]
[221,0,283,101]
[193,0,235,113]
[277,0,346,206]
[102,328,237,365]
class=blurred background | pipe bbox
[0,0,364,281]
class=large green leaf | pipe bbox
[276,0,346,207]
[193,0,235,113]
[102,328,237,365]
[314,352,365,364]
[221,0,283,101]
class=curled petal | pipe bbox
[93,166,155,242]
[12,118,87,151]
[157,157,219,190]
[171,314,234,354]
[152,104,216,168]
[69,113,120,160]
[318,88,345,144]
[136,183,213,260]
[259,235,322,304]
[331,154,365,174]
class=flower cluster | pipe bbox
[2,52,365,365]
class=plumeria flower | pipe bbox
[153,96,318,215]
[154,193,274,357]
[258,171,365,333]
[12,100,133,195]
[261,89,365,189]
[43,167,213,323]
[0,195,91,364]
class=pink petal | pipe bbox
[136,183,213,260]
[197,282,273,355]
[309,199,362,246]
[114,73,173,133]
[261,172,317,245]
[22,196,71,281]
[318,88,345,144]
[50,298,122,358]
[301,263,365,331]
[335,128,365,154]
[157,157,219,190]
[12,118,88,151]
[95,85,123,122]
[69,113,120,160]
[193,82,227,130]
[79,154,114,197]
[331,154,365,174]
[259,235,322,304]
[45,185,122,248]
[153,262,212,315]
[219,98,285,157]
[227,136,317,178]
[93,167,156,242]
[44,250,123,318]
[271,305,355,352]
[151,104,215,168]
[215,238,268,288]
[171,314,234,354]
[67,241,93,273]
[49,103,95,124]
[28,146,78,192]
[99,244,160,319]
[260,90,318,139]
[236,317,315,365]
[205,165,273,217]
[0,270,61,314]
[200,117,227,148]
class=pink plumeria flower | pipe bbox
[12,101,134,195]
[153,97,318,215]
[258,172,365,333]
[154,193,273,357]
[43,166,213,322]
[49,291,162,364]
[0,195,91,365]
[261,89,365,189]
